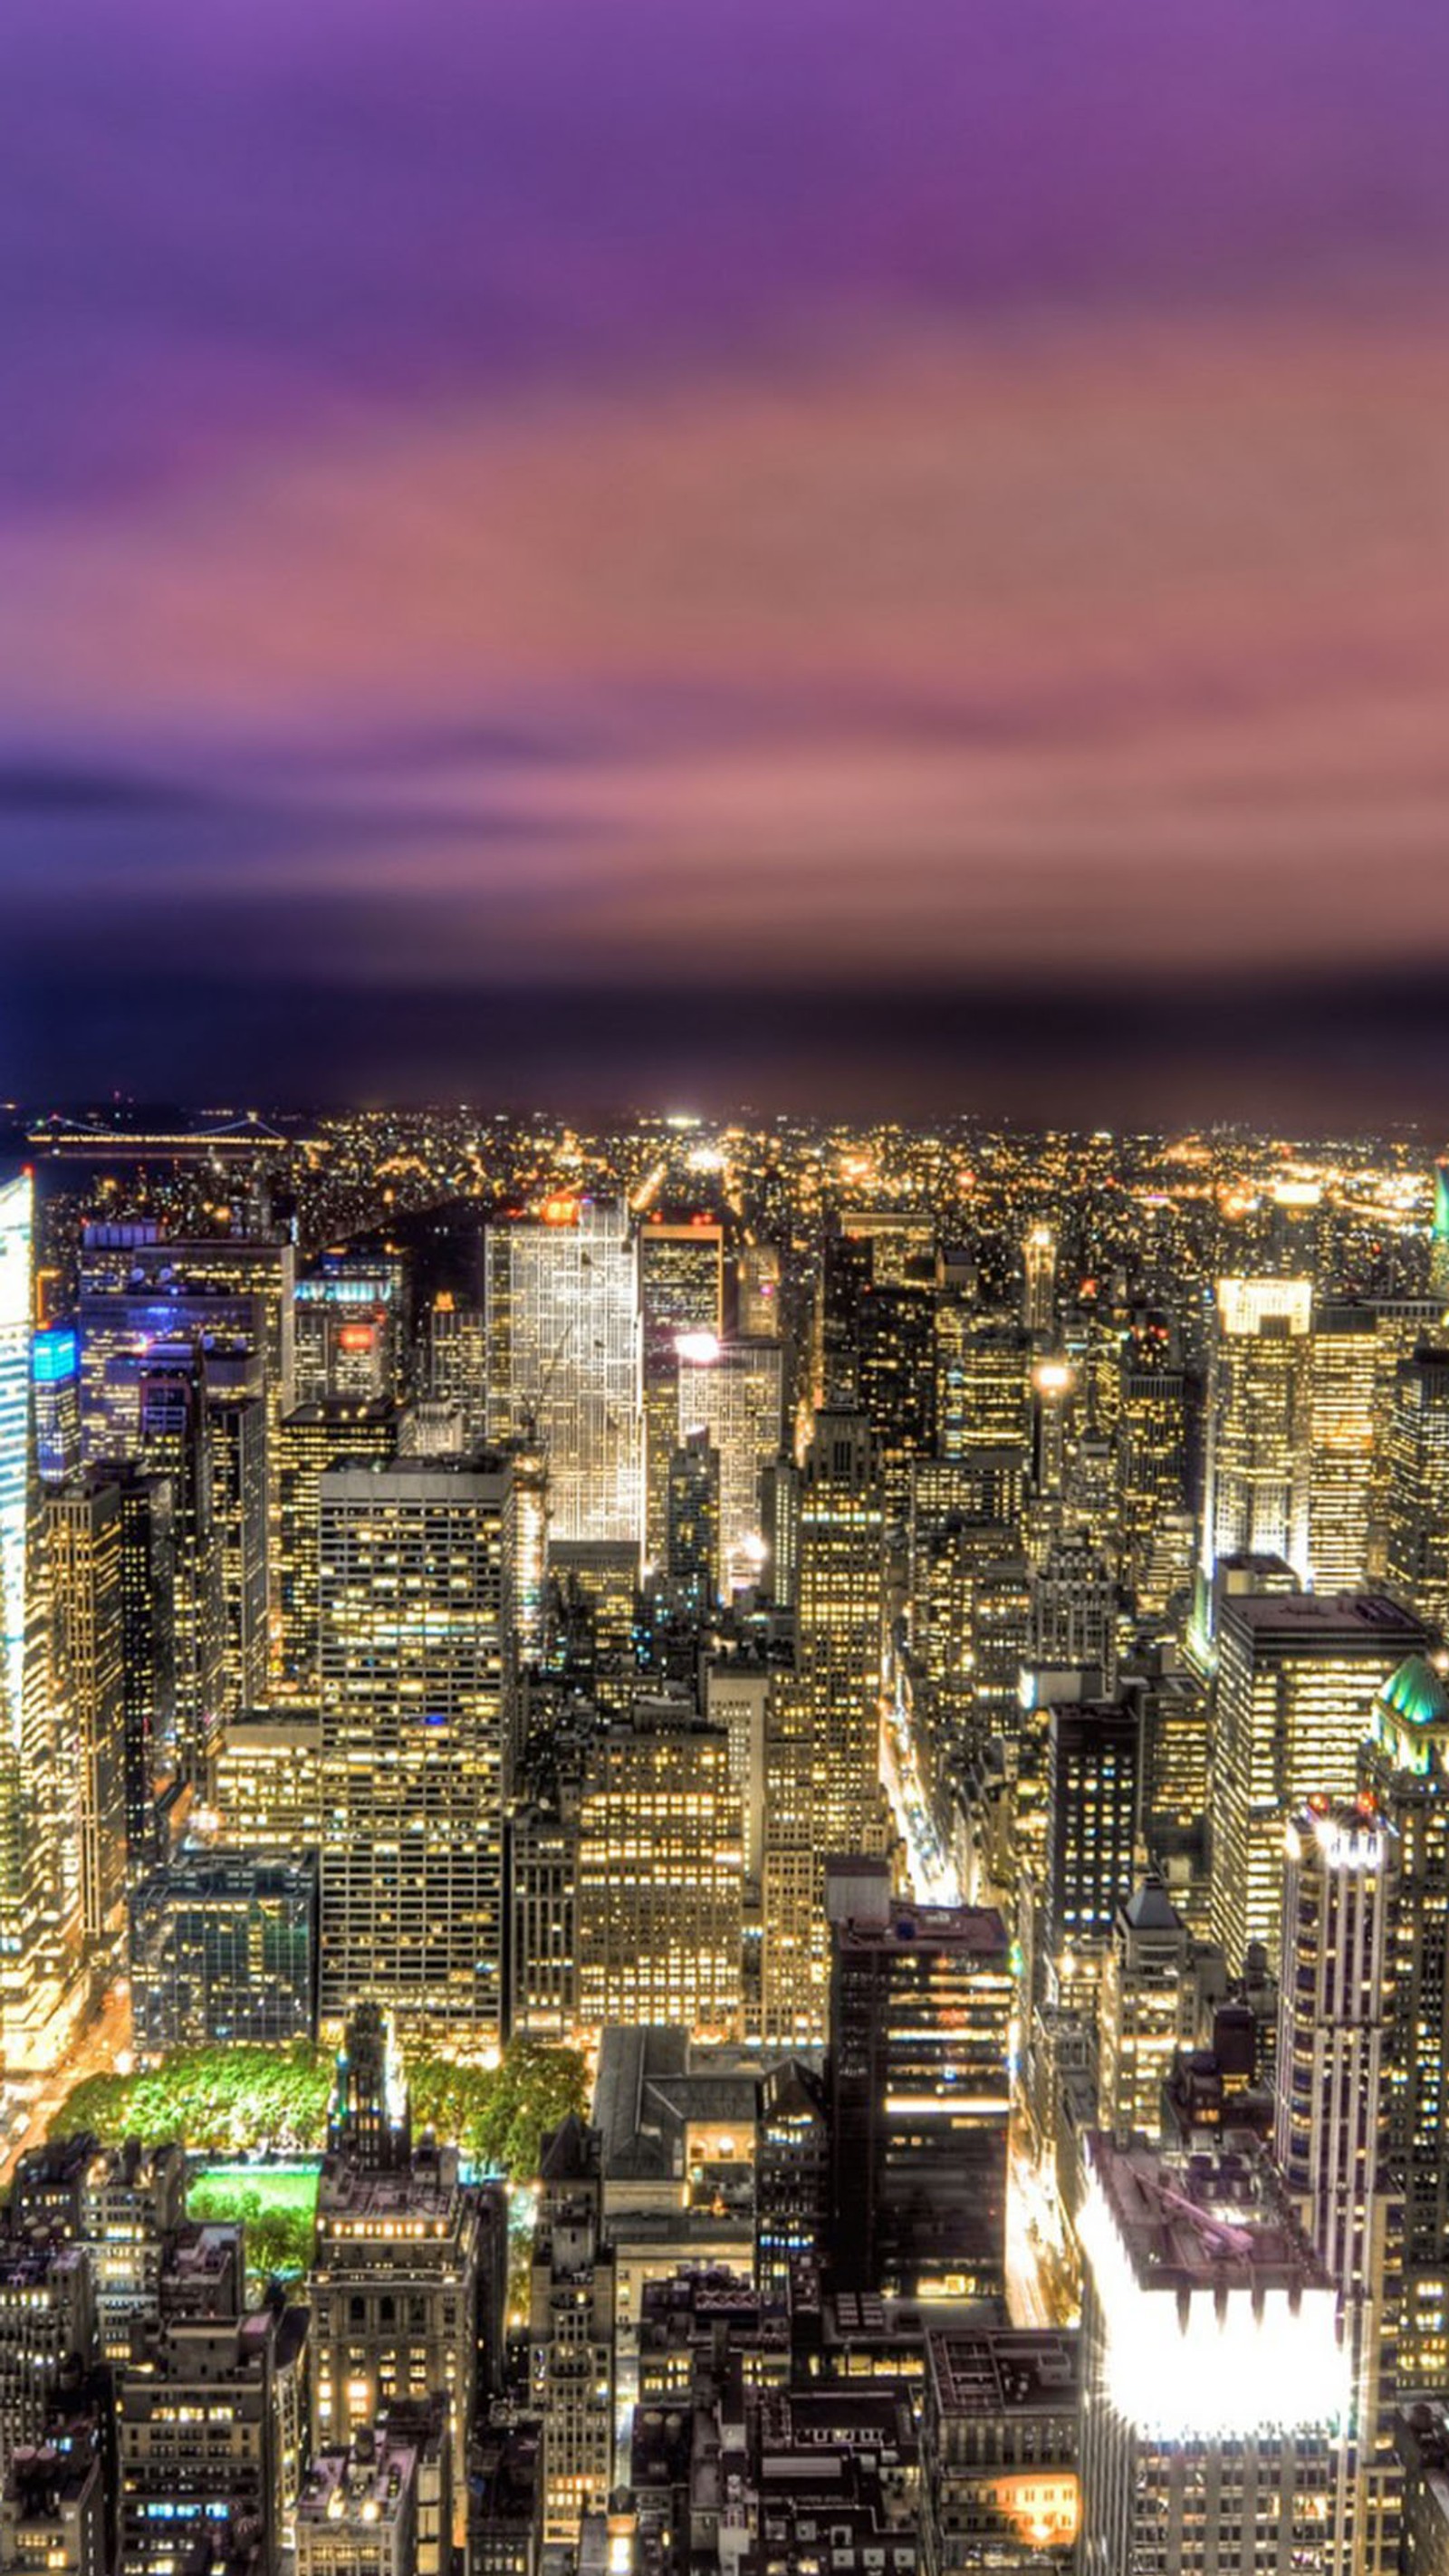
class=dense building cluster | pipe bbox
[0,1105,1448,2571]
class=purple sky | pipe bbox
[5,0,1449,1110]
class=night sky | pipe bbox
[5,0,1449,1120]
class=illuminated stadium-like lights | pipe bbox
[1078,2158,1348,2444]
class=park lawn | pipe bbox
[190,2163,321,2218]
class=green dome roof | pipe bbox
[1379,1654,1449,1729]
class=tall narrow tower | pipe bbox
[1022,1225,1057,1347]
[318,1456,513,2043]
[1431,1159,1449,1302]
[762,1407,885,2043]
[485,1200,642,1549]
[0,1174,85,2069]
[1361,1655,1449,2393]
[1199,1276,1314,1609]
[1276,1799,1400,2572]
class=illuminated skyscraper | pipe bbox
[1276,1799,1400,2572]
[935,1311,1032,1461]
[1098,1874,1195,2148]
[1078,2134,1346,2576]
[636,1217,724,1571]
[1210,1590,1426,1977]
[485,1201,643,1548]
[1030,1533,1116,1686]
[31,1327,82,1489]
[318,1457,513,2042]
[137,1339,225,1785]
[276,1399,396,1697]
[574,1698,742,2040]
[664,1428,718,1616]
[45,1469,127,1966]
[1361,1657,1449,2392]
[205,1350,269,1715]
[312,2028,488,2469]
[736,1239,782,1339]
[213,1709,321,1850]
[1309,1303,1379,1593]
[76,1218,294,1662]
[114,1463,174,1875]
[131,1846,319,2052]
[530,2117,615,2541]
[76,1220,294,1464]
[293,1251,405,1405]
[1116,1312,1191,1616]
[1432,1160,1449,1302]
[0,1174,86,2070]
[1199,1276,1313,1602]
[1385,1349,1449,1629]
[1041,1697,1140,2012]
[676,1335,782,1594]
[854,1278,937,1513]
[1022,1224,1057,1345]
[762,1407,886,2043]
[427,1297,487,1448]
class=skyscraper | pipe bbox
[311,2015,490,2465]
[1210,1590,1426,1977]
[276,1398,397,1697]
[1309,1302,1379,1593]
[636,1217,724,1571]
[1432,1160,1449,1303]
[1198,1275,1313,1605]
[136,1339,225,1785]
[573,1698,742,2041]
[1098,1874,1195,2147]
[293,1252,405,1406]
[1078,2135,1347,2576]
[1022,1225,1057,1346]
[0,1174,86,2070]
[676,1335,782,1595]
[762,1407,885,2043]
[205,1350,270,1716]
[1385,1349,1449,1629]
[1276,1798,1400,2572]
[828,1901,1012,2301]
[935,1311,1032,1462]
[318,1457,513,2042]
[530,2117,616,2542]
[1116,1311,1191,1617]
[485,1202,643,1548]
[1041,1697,1140,2012]
[1361,1656,1449,2393]
[45,1471,127,1967]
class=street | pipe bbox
[0,1978,133,2185]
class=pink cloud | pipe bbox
[4,295,1449,982]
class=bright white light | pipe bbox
[1079,2162,1347,2441]
[1215,1276,1313,1337]
[675,1331,721,1367]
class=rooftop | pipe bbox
[298,2429,416,2528]
[1379,1653,1449,1731]
[1083,2135,1329,2296]
[1222,1591,1430,1650]
[926,2328,1080,2418]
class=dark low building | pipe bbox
[130,1848,318,2053]
[829,1903,1012,2302]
